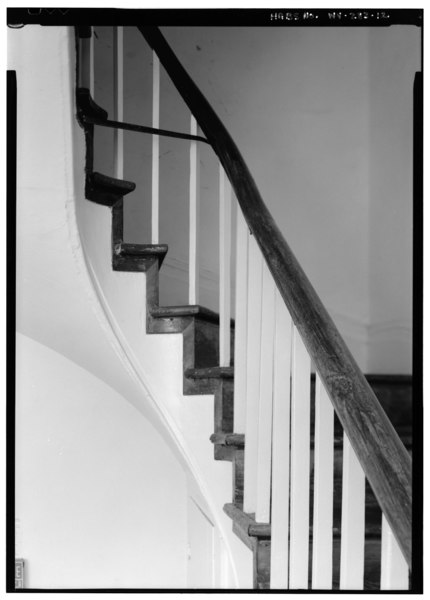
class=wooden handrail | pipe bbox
[137,26,412,567]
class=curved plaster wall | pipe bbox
[10,24,253,588]
[16,334,187,588]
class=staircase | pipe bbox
[79,165,414,589]
[76,25,414,590]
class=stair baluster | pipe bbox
[219,165,232,367]
[232,208,248,434]
[189,115,200,304]
[270,290,293,589]
[289,327,311,587]
[113,26,124,180]
[255,264,275,523]
[380,515,409,589]
[79,27,94,94]
[243,235,263,514]
[339,433,366,588]
[152,51,160,244]
[312,375,334,589]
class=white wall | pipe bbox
[163,26,371,367]
[93,25,418,373]
[368,26,420,372]
[15,334,187,589]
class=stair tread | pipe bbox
[151,304,220,323]
[209,430,410,450]
[224,503,271,538]
[77,87,108,121]
[115,242,168,256]
[86,171,136,207]
[210,432,244,447]
[186,366,234,380]
[90,171,136,194]
[224,502,384,541]
[112,241,168,271]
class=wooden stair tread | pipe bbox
[223,503,271,539]
[77,87,108,121]
[210,432,244,447]
[186,367,234,380]
[224,503,384,540]
[113,242,168,270]
[86,171,136,207]
[151,304,221,324]
[90,171,136,194]
[209,429,410,451]
[115,242,168,257]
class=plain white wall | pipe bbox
[15,333,188,589]
[367,26,420,372]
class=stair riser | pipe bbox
[232,450,244,505]
[113,255,157,272]
[254,540,270,589]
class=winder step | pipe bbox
[86,171,136,207]
[112,242,168,272]
[77,87,108,122]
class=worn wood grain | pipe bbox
[138,25,412,567]
[209,433,244,447]
[223,503,271,539]
[255,540,271,589]
[232,449,244,505]
[112,242,168,272]
[185,366,234,380]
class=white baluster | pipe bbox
[289,326,311,589]
[270,291,293,589]
[243,235,263,514]
[113,26,124,180]
[312,375,334,589]
[255,263,276,523]
[380,515,409,590]
[189,115,200,305]
[339,433,365,589]
[152,51,160,244]
[219,165,231,366]
[233,208,249,433]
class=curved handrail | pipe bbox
[138,26,412,567]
